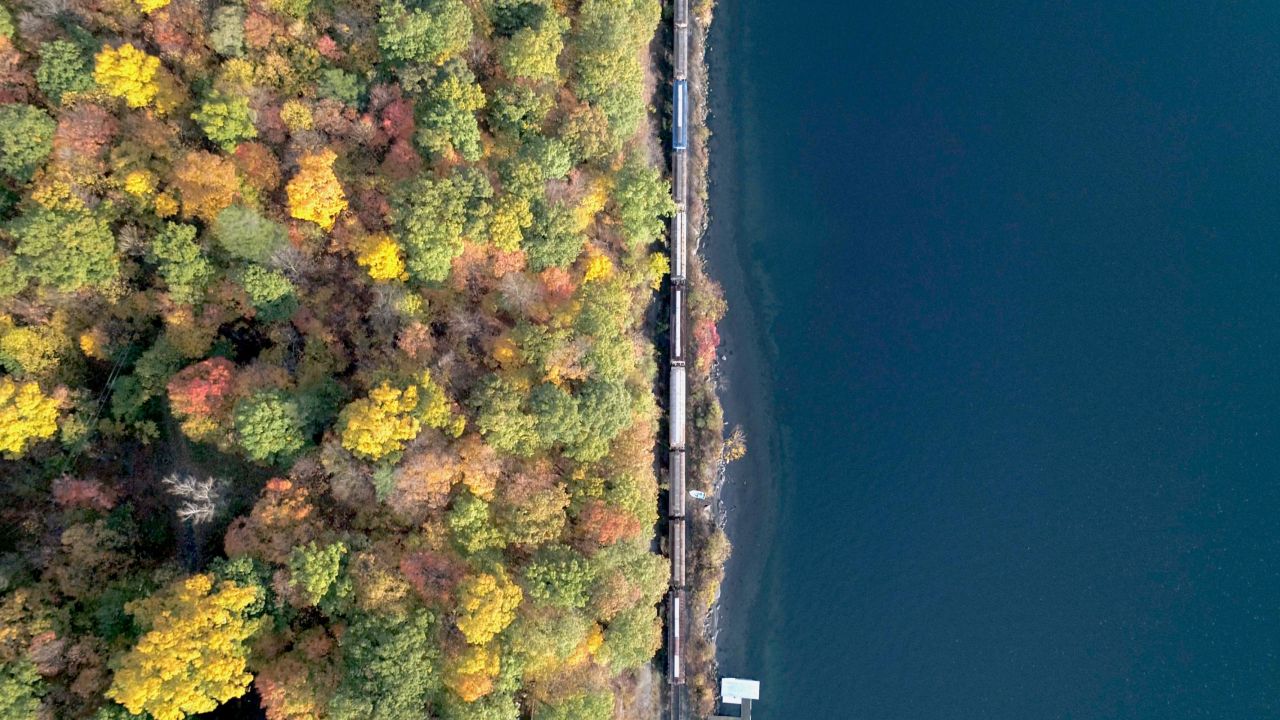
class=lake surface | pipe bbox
[708,2,1280,718]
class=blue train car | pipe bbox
[673,80,688,150]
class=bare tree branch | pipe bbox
[161,473,223,525]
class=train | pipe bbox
[667,88,688,683]
[668,0,691,696]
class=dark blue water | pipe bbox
[709,2,1280,718]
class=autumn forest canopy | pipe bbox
[0,0,677,717]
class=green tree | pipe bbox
[149,222,214,304]
[573,278,629,338]
[523,199,583,271]
[447,491,504,555]
[497,12,568,81]
[287,540,347,606]
[512,320,571,371]
[414,370,465,435]
[487,84,554,139]
[0,104,55,181]
[587,538,667,621]
[378,0,472,67]
[5,207,117,293]
[192,90,258,151]
[490,0,547,34]
[468,374,539,457]
[391,169,491,283]
[318,69,362,105]
[598,604,660,671]
[92,703,143,720]
[570,0,659,141]
[529,381,579,449]
[496,153,545,200]
[131,336,183,399]
[565,379,630,462]
[237,265,297,322]
[437,692,519,720]
[415,60,485,162]
[613,154,674,249]
[36,40,94,103]
[556,103,616,164]
[209,6,245,57]
[212,205,286,262]
[521,545,592,609]
[330,609,441,720]
[524,136,573,183]
[505,606,590,671]
[0,659,44,720]
[582,329,634,382]
[0,256,24,298]
[532,692,613,720]
[603,471,656,529]
[208,554,274,618]
[233,391,307,464]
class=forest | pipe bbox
[0,0,679,717]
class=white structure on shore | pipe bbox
[721,678,760,705]
[712,678,761,720]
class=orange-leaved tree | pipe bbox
[443,643,500,702]
[171,151,240,221]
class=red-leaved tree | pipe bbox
[166,357,236,418]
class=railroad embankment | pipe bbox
[675,0,736,715]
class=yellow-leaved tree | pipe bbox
[339,372,463,461]
[416,370,465,437]
[581,251,613,283]
[356,234,407,282]
[286,148,346,230]
[455,567,522,645]
[94,43,160,108]
[488,194,532,252]
[0,377,59,457]
[106,574,263,720]
[0,315,67,378]
[338,382,422,461]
